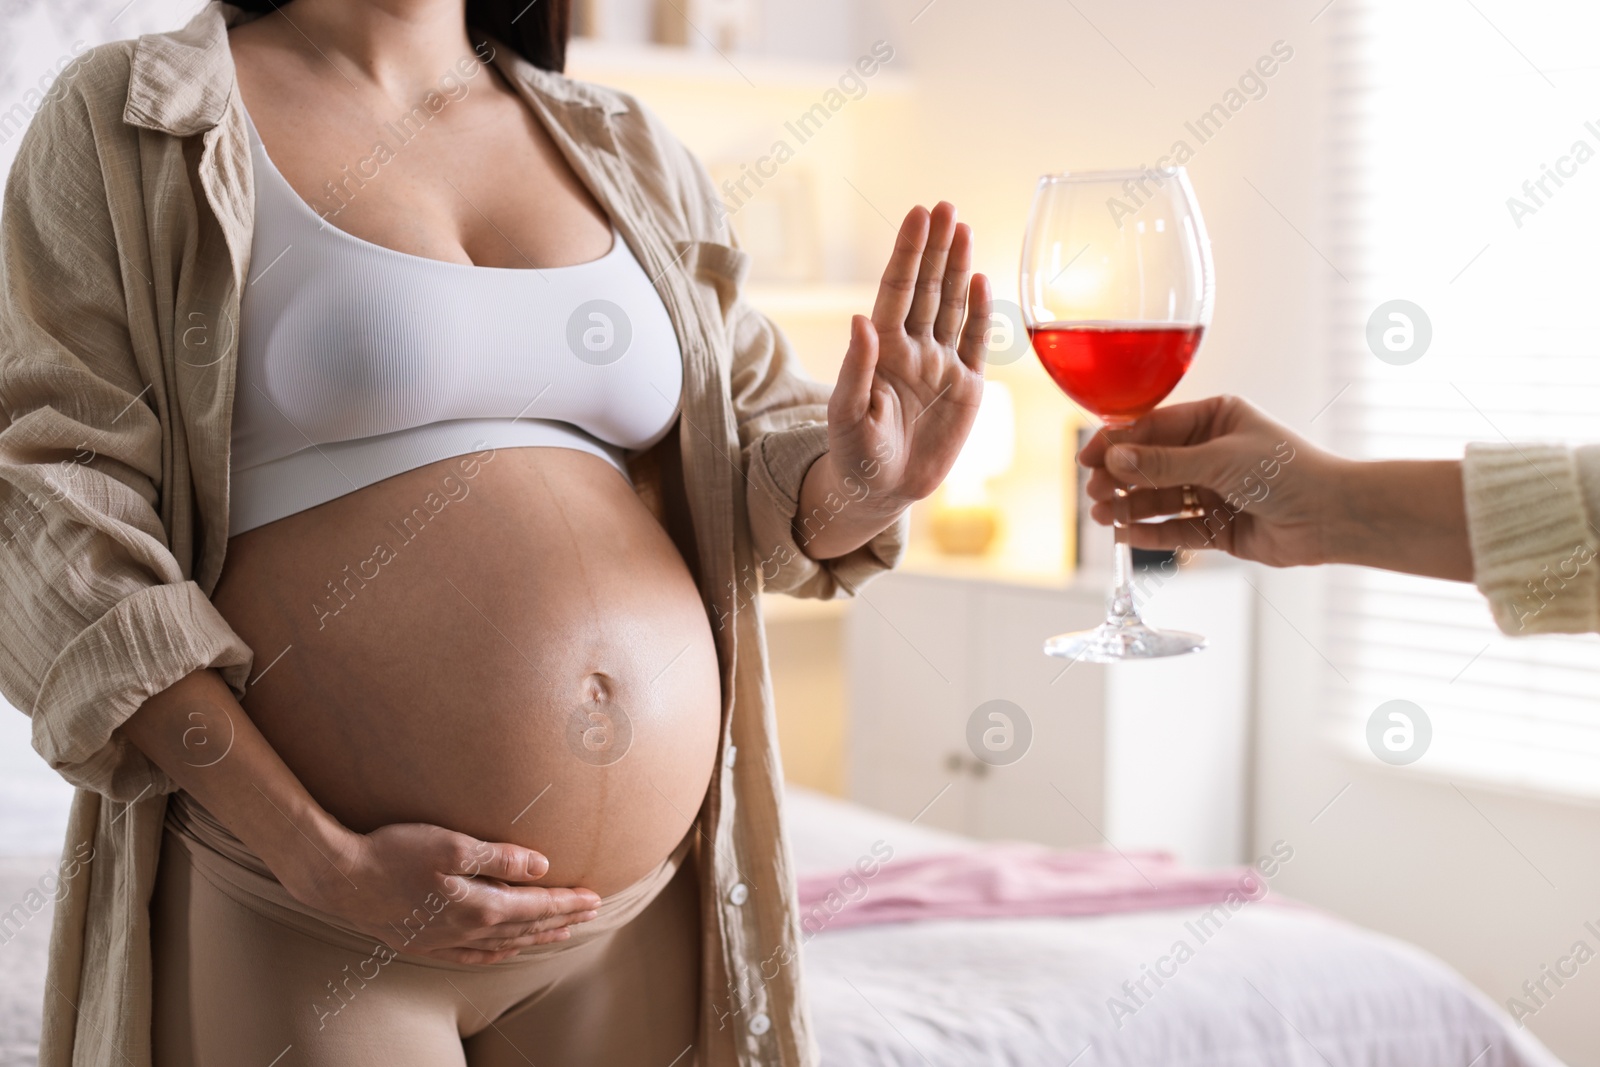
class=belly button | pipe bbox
[581,672,612,705]
[567,672,631,767]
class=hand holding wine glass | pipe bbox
[1021,167,1214,661]
[1077,395,1324,566]
[1076,394,1475,582]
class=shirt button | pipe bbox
[724,744,738,769]
[748,1012,771,1036]
[728,882,749,906]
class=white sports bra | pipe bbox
[229,103,683,536]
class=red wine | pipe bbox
[1029,322,1203,423]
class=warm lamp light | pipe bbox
[932,382,1015,555]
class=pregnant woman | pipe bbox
[0,2,990,1065]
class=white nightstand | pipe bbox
[843,561,1255,867]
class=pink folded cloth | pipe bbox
[796,842,1291,935]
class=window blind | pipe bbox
[1323,0,1600,797]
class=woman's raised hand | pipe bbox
[826,202,991,513]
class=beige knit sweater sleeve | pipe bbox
[1463,442,1600,634]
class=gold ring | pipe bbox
[1177,485,1206,520]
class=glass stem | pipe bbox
[1106,534,1141,628]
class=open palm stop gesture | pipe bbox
[797,202,992,560]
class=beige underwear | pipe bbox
[151,791,700,1066]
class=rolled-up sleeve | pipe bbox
[0,77,252,800]
[743,412,907,599]
[1462,441,1600,635]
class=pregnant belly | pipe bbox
[210,445,722,898]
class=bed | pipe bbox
[785,785,1566,1067]
[0,792,1567,1067]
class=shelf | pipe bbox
[566,39,912,97]
[743,282,877,319]
[760,593,849,623]
[897,542,1078,591]
[894,539,1249,593]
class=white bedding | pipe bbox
[785,787,1566,1067]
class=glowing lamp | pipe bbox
[931,382,1015,555]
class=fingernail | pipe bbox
[575,909,599,923]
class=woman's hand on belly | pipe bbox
[304,819,603,965]
[119,667,605,966]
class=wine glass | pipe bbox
[1020,167,1214,662]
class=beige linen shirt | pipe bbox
[0,5,905,1065]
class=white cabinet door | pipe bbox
[845,571,1109,847]
[846,565,1254,865]
[844,572,977,835]
[968,582,1109,849]
[1102,566,1254,866]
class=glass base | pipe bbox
[1044,621,1207,663]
